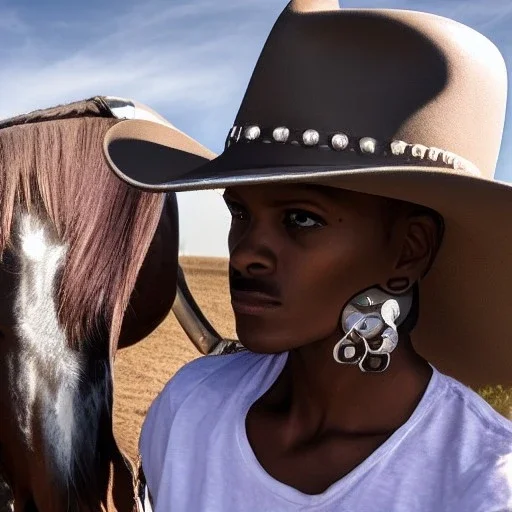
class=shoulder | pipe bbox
[441,373,512,442]
[139,350,282,495]
[142,350,263,426]
[140,350,280,450]
[435,373,512,507]
[161,349,274,404]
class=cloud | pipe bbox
[0,44,237,117]
[0,0,282,151]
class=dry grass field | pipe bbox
[113,256,512,462]
[113,256,236,459]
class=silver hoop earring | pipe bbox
[333,287,413,373]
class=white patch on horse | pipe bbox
[20,226,48,261]
[10,212,108,484]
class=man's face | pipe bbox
[224,183,402,353]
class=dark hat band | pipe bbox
[225,124,480,176]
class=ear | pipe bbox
[382,214,440,293]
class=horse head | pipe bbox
[0,96,220,511]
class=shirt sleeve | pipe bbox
[138,352,251,506]
[138,355,231,501]
[139,380,176,499]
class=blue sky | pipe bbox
[1,0,511,256]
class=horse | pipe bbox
[0,96,228,512]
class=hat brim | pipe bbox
[104,119,216,189]
[104,120,512,389]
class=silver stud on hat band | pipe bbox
[331,133,349,151]
[244,125,261,140]
[411,144,429,159]
[303,129,320,146]
[390,140,408,156]
[360,137,377,154]
[273,127,290,142]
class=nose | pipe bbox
[229,221,276,278]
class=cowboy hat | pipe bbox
[103,1,511,389]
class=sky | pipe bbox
[1,0,511,256]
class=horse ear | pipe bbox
[103,120,216,191]
[117,194,180,350]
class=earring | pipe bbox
[333,287,413,373]
[386,277,410,293]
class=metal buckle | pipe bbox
[102,96,171,127]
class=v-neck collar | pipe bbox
[235,352,444,508]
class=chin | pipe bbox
[235,323,299,354]
[234,313,339,355]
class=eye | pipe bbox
[225,199,248,221]
[284,210,326,229]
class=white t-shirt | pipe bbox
[140,351,512,511]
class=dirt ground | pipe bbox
[113,256,236,460]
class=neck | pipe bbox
[272,333,432,436]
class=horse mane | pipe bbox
[0,96,112,129]
[0,98,165,352]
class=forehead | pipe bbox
[224,183,387,211]
[226,183,344,203]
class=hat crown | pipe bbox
[289,0,339,13]
[233,3,507,178]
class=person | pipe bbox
[104,1,512,510]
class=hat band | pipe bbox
[225,124,480,176]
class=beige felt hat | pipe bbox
[103,0,511,388]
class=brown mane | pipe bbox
[0,98,164,351]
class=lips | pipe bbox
[230,289,281,315]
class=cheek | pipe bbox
[282,241,390,333]
[287,257,354,331]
